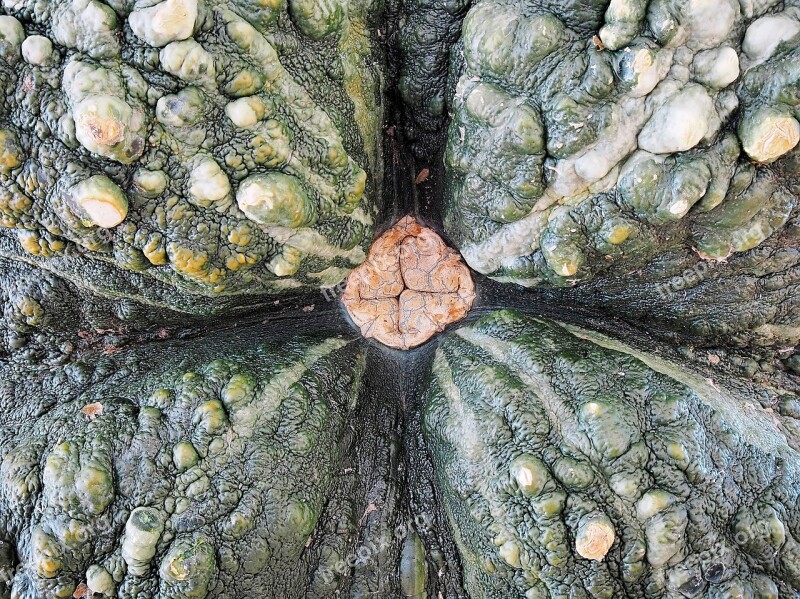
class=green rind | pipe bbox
[0,334,367,598]
[423,310,800,598]
[438,0,800,300]
[0,0,384,312]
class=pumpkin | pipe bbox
[0,0,799,598]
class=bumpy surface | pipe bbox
[437,0,800,291]
[0,0,799,598]
[0,335,367,598]
[342,215,475,349]
[0,0,383,313]
[396,0,470,154]
[564,225,800,350]
[424,310,800,598]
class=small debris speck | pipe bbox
[81,402,104,420]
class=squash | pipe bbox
[425,310,800,598]
[0,0,799,598]
[0,0,383,314]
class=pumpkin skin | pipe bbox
[424,310,800,599]
[1,334,369,599]
[0,0,799,599]
[431,0,800,344]
[0,0,384,315]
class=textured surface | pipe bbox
[564,223,800,350]
[0,0,383,313]
[396,0,470,155]
[0,254,210,358]
[0,334,369,598]
[342,216,475,349]
[424,309,800,598]
[0,0,799,597]
[437,0,800,293]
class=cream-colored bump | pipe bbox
[71,175,128,228]
[575,516,615,561]
[743,14,800,64]
[21,35,53,65]
[189,157,231,205]
[741,108,800,163]
[225,97,267,128]
[129,0,198,47]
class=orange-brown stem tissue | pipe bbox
[342,216,475,349]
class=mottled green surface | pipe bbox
[564,226,800,350]
[424,310,800,598]
[0,0,799,597]
[434,0,800,299]
[0,334,367,598]
[0,0,383,313]
[397,0,469,155]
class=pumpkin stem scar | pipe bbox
[342,216,475,349]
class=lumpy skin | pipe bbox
[0,336,367,598]
[0,0,799,597]
[0,0,383,314]
[424,310,800,599]
[431,0,800,303]
[394,0,800,349]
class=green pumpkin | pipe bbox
[0,0,799,597]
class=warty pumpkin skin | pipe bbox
[0,0,384,315]
[0,0,799,598]
[428,0,800,337]
[424,310,800,599]
[1,334,369,598]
